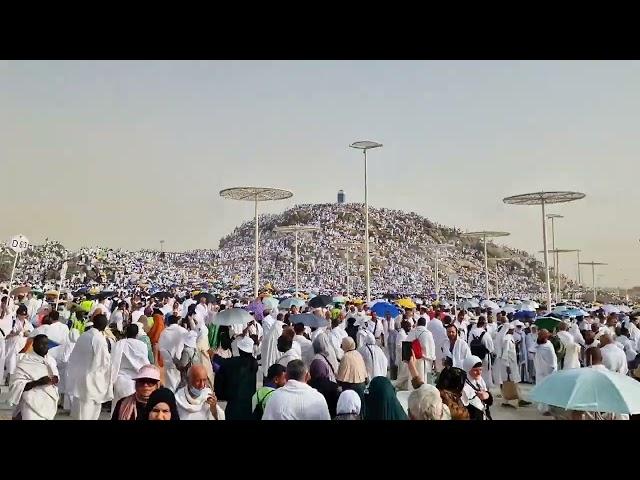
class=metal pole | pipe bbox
[254,196,259,299]
[346,252,350,298]
[483,236,489,299]
[576,250,581,285]
[7,252,19,298]
[363,149,371,302]
[294,230,299,298]
[556,253,561,302]
[541,199,552,309]
[434,253,439,301]
[550,217,557,301]
[495,263,499,299]
[453,284,457,318]
[592,263,596,303]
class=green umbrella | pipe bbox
[534,316,562,332]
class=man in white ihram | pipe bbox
[66,314,113,420]
[8,334,59,420]
[406,317,436,382]
[427,313,447,372]
[262,359,330,420]
[599,334,628,375]
[110,323,150,408]
[533,329,557,416]
[175,364,225,420]
[158,315,188,392]
[441,323,470,369]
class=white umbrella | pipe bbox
[458,299,479,309]
[603,304,621,315]
[212,308,253,326]
[515,303,537,312]
[619,305,632,314]
[522,299,540,309]
[481,300,500,310]
[502,306,516,314]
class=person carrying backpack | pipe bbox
[252,363,287,419]
[467,317,495,389]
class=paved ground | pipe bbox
[0,380,550,420]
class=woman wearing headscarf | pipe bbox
[334,390,362,420]
[363,376,408,420]
[461,355,493,420]
[308,357,339,418]
[336,337,368,401]
[311,332,339,383]
[142,387,180,421]
[436,366,470,420]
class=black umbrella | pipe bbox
[289,313,329,329]
[151,291,172,300]
[194,292,216,303]
[308,295,332,309]
[97,291,116,300]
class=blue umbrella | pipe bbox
[514,310,536,319]
[529,368,640,414]
[289,313,328,329]
[371,302,401,318]
[556,307,589,318]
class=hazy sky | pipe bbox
[1,60,638,287]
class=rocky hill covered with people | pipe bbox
[217,203,547,298]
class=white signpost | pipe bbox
[6,234,30,298]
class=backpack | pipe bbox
[253,387,275,419]
[412,330,428,360]
[549,335,566,361]
[469,331,489,360]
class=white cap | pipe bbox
[237,336,254,354]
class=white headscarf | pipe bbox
[336,390,361,416]
[463,355,483,373]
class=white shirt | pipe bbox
[262,380,330,420]
[600,343,628,375]
[277,348,301,367]
[262,315,276,336]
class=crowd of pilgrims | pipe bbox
[3,204,547,300]
[2,287,639,421]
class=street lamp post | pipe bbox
[160,240,165,253]
[539,249,580,303]
[579,261,607,303]
[460,231,510,300]
[546,214,563,302]
[337,241,375,298]
[220,187,294,298]
[274,225,320,298]
[349,140,383,303]
[503,191,586,310]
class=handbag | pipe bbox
[501,372,519,401]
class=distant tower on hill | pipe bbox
[337,189,345,204]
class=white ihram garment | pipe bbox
[8,352,59,420]
[110,338,150,407]
[158,323,188,392]
[66,329,113,420]
[533,341,557,413]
